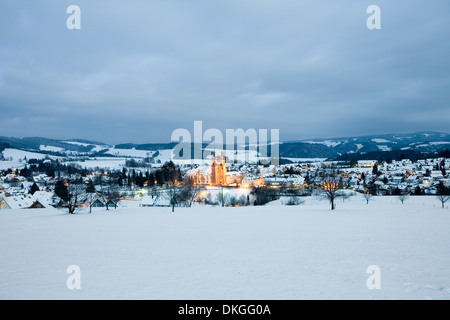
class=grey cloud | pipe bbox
[0,0,449,144]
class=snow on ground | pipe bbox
[39,145,65,153]
[154,149,174,163]
[378,145,392,152]
[69,158,128,170]
[0,161,26,170]
[63,141,92,147]
[429,141,450,145]
[340,167,373,173]
[304,140,342,148]
[283,158,327,163]
[0,195,449,300]
[372,139,393,144]
[1,148,59,162]
[63,141,110,151]
[105,148,155,158]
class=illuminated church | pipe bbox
[186,153,230,186]
[211,153,227,186]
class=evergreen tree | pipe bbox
[127,173,132,186]
[85,179,96,213]
[437,181,450,195]
[86,179,96,193]
[137,172,144,188]
[47,169,55,178]
[20,167,32,178]
[413,186,422,196]
[55,180,70,201]
[392,187,401,196]
[148,172,155,187]
[372,163,378,175]
[30,182,40,195]
[155,170,164,185]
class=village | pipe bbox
[0,150,449,211]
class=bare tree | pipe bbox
[363,192,372,205]
[179,178,206,207]
[339,191,352,203]
[102,176,124,210]
[227,195,238,206]
[436,195,450,208]
[166,184,182,213]
[320,173,342,211]
[398,193,410,204]
[85,180,97,213]
[66,183,85,214]
[237,195,248,206]
[86,192,97,213]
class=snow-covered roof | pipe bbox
[186,166,212,176]
[32,191,57,208]
[140,194,171,206]
[0,194,36,209]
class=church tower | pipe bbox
[211,152,227,186]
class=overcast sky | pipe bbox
[0,0,449,144]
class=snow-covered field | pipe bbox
[1,148,59,163]
[69,158,128,170]
[39,145,65,153]
[0,161,26,170]
[105,148,155,158]
[0,148,60,170]
[0,195,449,300]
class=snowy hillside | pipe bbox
[1,148,60,162]
[299,131,450,156]
[2,131,450,162]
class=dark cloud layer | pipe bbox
[1,0,449,144]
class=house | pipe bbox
[139,194,171,207]
[76,193,105,208]
[226,171,245,186]
[90,198,106,208]
[0,194,39,209]
[357,160,377,168]
[0,197,11,209]
[33,191,59,208]
[186,166,212,185]
[241,176,265,188]
[106,198,119,208]
[28,201,46,209]
[264,175,305,188]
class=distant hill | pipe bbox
[278,131,450,159]
[1,131,449,161]
[0,137,109,153]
